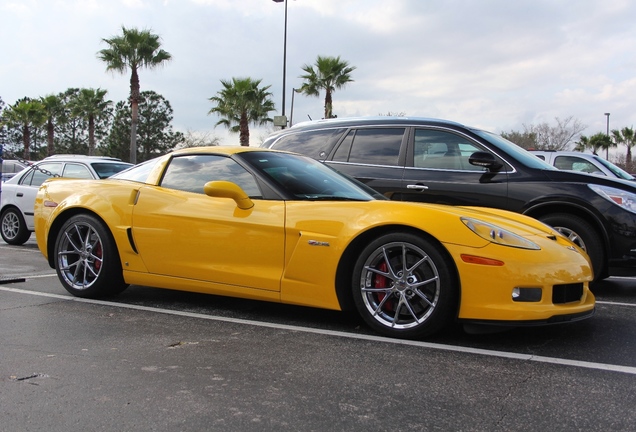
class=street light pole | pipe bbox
[273,0,288,127]
[604,112,610,158]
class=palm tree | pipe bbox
[576,133,613,156]
[97,26,172,163]
[1,98,46,159]
[298,55,356,119]
[208,77,275,147]
[611,127,636,168]
[40,94,63,156]
[69,88,112,156]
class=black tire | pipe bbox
[352,232,459,339]
[539,213,605,280]
[54,214,128,298]
[1,207,31,245]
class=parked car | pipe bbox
[1,159,28,182]
[1,155,132,245]
[34,146,594,339]
[262,116,636,280]
[530,150,635,181]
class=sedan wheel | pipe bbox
[352,233,458,339]
[54,214,128,298]
[539,213,605,280]
[1,207,31,245]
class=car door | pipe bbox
[131,154,285,292]
[325,127,408,199]
[12,162,64,229]
[398,128,510,207]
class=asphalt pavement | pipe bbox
[1,237,635,431]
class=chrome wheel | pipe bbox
[1,208,30,245]
[553,226,586,251]
[57,221,104,290]
[359,241,441,330]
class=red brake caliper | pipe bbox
[94,243,102,271]
[374,261,393,311]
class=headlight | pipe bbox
[461,217,540,250]
[589,184,636,214]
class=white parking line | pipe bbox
[596,300,636,308]
[2,286,635,376]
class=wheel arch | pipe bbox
[46,208,108,268]
[524,202,610,251]
[334,224,461,314]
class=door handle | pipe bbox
[406,184,429,191]
[16,193,24,197]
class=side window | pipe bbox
[333,128,405,166]
[21,162,63,187]
[160,154,262,198]
[413,129,486,171]
[62,163,93,179]
[555,156,602,174]
[270,128,346,159]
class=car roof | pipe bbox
[41,155,126,163]
[170,146,288,157]
[278,116,468,133]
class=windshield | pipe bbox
[594,156,635,180]
[240,151,379,201]
[472,130,558,170]
[110,158,161,183]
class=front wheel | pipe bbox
[1,207,31,245]
[352,233,459,339]
[54,214,128,298]
[538,213,605,280]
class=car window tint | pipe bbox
[22,162,63,187]
[161,154,262,198]
[337,128,404,166]
[271,128,346,159]
[62,163,93,179]
[332,130,354,162]
[91,162,133,179]
[413,129,486,171]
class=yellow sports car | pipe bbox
[34,147,595,339]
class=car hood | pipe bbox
[541,168,636,191]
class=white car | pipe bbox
[1,155,132,245]
[530,150,635,181]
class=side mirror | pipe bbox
[203,181,254,210]
[469,151,503,171]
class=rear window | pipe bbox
[269,128,346,159]
[332,128,405,166]
[91,162,134,179]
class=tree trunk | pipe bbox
[324,89,333,119]
[130,68,140,163]
[22,125,30,160]
[239,114,250,146]
[47,119,55,156]
[88,116,95,156]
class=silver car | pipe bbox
[530,150,635,181]
[1,155,132,245]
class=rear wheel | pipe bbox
[1,207,31,245]
[352,232,458,339]
[539,213,605,280]
[54,214,128,298]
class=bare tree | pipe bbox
[522,116,586,150]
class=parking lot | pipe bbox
[1,237,635,431]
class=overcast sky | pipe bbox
[2,0,635,146]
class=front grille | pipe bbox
[552,283,584,304]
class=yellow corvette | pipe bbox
[34,147,595,338]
